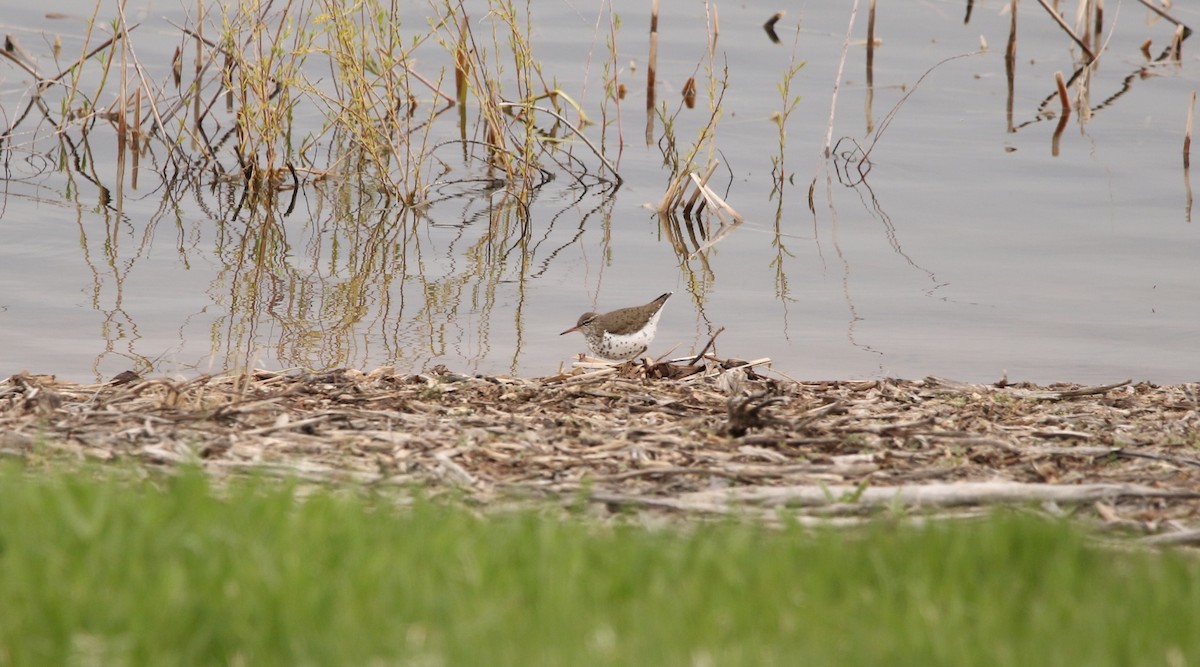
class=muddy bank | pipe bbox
[3,360,1198,541]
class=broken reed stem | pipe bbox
[1054,71,1070,114]
[688,171,743,225]
[683,160,719,213]
[1185,91,1196,170]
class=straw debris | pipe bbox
[2,364,1199,538]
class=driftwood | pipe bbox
[679,481,1198,509]
[2,364,1200,542]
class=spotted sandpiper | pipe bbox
[560,292,672,361]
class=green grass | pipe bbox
[0,466,1196,666]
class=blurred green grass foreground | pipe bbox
[0,465,1196,666]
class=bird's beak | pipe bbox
[559,325,580,335]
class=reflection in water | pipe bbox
[207,163,557,375]
[61,129,172,378]
[1005,0,1017,133]
[767,24,806,333]
[3,1,1199,382]
[1186,92,1196,223]
[1012,1,1192,140]
[973,0,1197,147]
[45,104,614,377]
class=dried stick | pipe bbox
[687,326,725,366]
[687,172,744,225]
[683,481,1198,509]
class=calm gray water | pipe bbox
[1,0,1198,383]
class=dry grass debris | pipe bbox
[2,360,1199,539]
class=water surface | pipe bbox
[1,0,1197,383]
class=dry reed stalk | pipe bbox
[866,0,876,133]
[454,15,469,105]
[1169,24,1185,61]
[687,171,743,226]
[1006,0,1018,132]
[1006,0,1018,62]
[194,0,203,133]
[133,87,142,143]
[645,0,659,146]
[851,53,977,172]
[1035,0,1096,62]
[117,21,128,157]
[657,158,743,229]
[1077,60,1092,124]
[115,1,170,155]
[823,0,861,159]
[223,52,233,112]
[1075,0,1092,53]
[867,0,876,58]
[658,171,688,212]
[709,4,719,57]
[131,86,141,190]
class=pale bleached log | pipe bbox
[680,481,1197,508]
